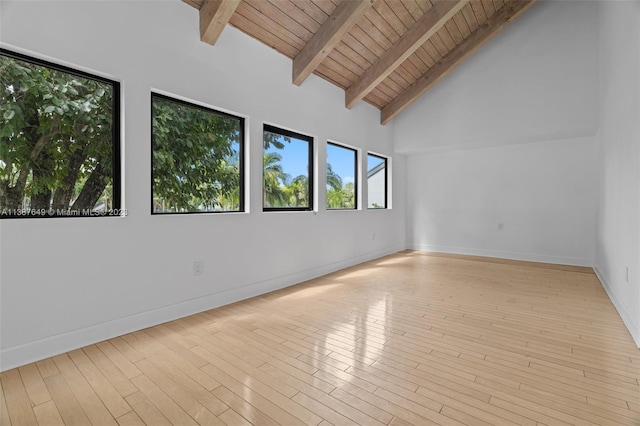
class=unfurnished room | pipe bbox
[0,0,639,425]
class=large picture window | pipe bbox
[263,124,313,211]
[0,49,121,218]
[367,153,387,209]
[326,142,357,210]
[151,93,244,214]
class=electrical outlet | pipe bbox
[372,232,376,240]
[625,266,629,282]
[193,261,203,276]
[498,223,504,231]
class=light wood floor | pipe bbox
[2,251,639,425]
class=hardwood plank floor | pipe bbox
[1,251,639,425]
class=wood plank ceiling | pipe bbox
[183,0,537,124]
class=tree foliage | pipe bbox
[326,163,354,209]
[262,130,304,209]
[0,52,116,214]
[286,175,309,207]
[151,95,242,213]
[263,143,355,210]
[326,163,342,192]
[327,182,355,209]
[263,151,289,207]
[263,130,289,150]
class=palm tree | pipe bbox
[288,175,308,207]
[263,152,289,207]
[326,163,345,208]
[326,163,342,191]
[342,182,355,208]
[327,188,344,209]
[215,158,240,211]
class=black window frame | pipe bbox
[0,48,121,219]
[150,92,245,215]
[367,153,388,210]
[263,124,314,212]
[326,141,358,211]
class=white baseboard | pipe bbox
[408,243,593,267]
[0,244,405,372]
[593,264,640,348]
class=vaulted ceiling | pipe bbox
[183,0,537,124]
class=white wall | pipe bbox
[0,0,406,370]
[396,1,599,266]
[595,1,640,346]
[407,136,597,265]
[393,1,599,154]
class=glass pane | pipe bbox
[0,50,119,218]
[326,143,356,210]
[367,153,386,209]
[263,127,312,209]
[152,94,243,214]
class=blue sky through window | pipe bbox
[367,153,385,172]
[264,134,310,182]
[327,143,356,187]
[264,134,356,186]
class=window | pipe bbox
[367,153,387,209]
[151,93,244,214]
[263,124,313,211]
[326,142,357,210]
[0,49,121,218]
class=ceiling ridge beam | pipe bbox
[293,0,375,86]
[200,0,242,46]
[381,0,537,125]
[345,0,468,110]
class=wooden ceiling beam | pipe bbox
[199,0,242,46]
[380,0,537,125]
[293,0,374,86]
[345,0,467,109]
